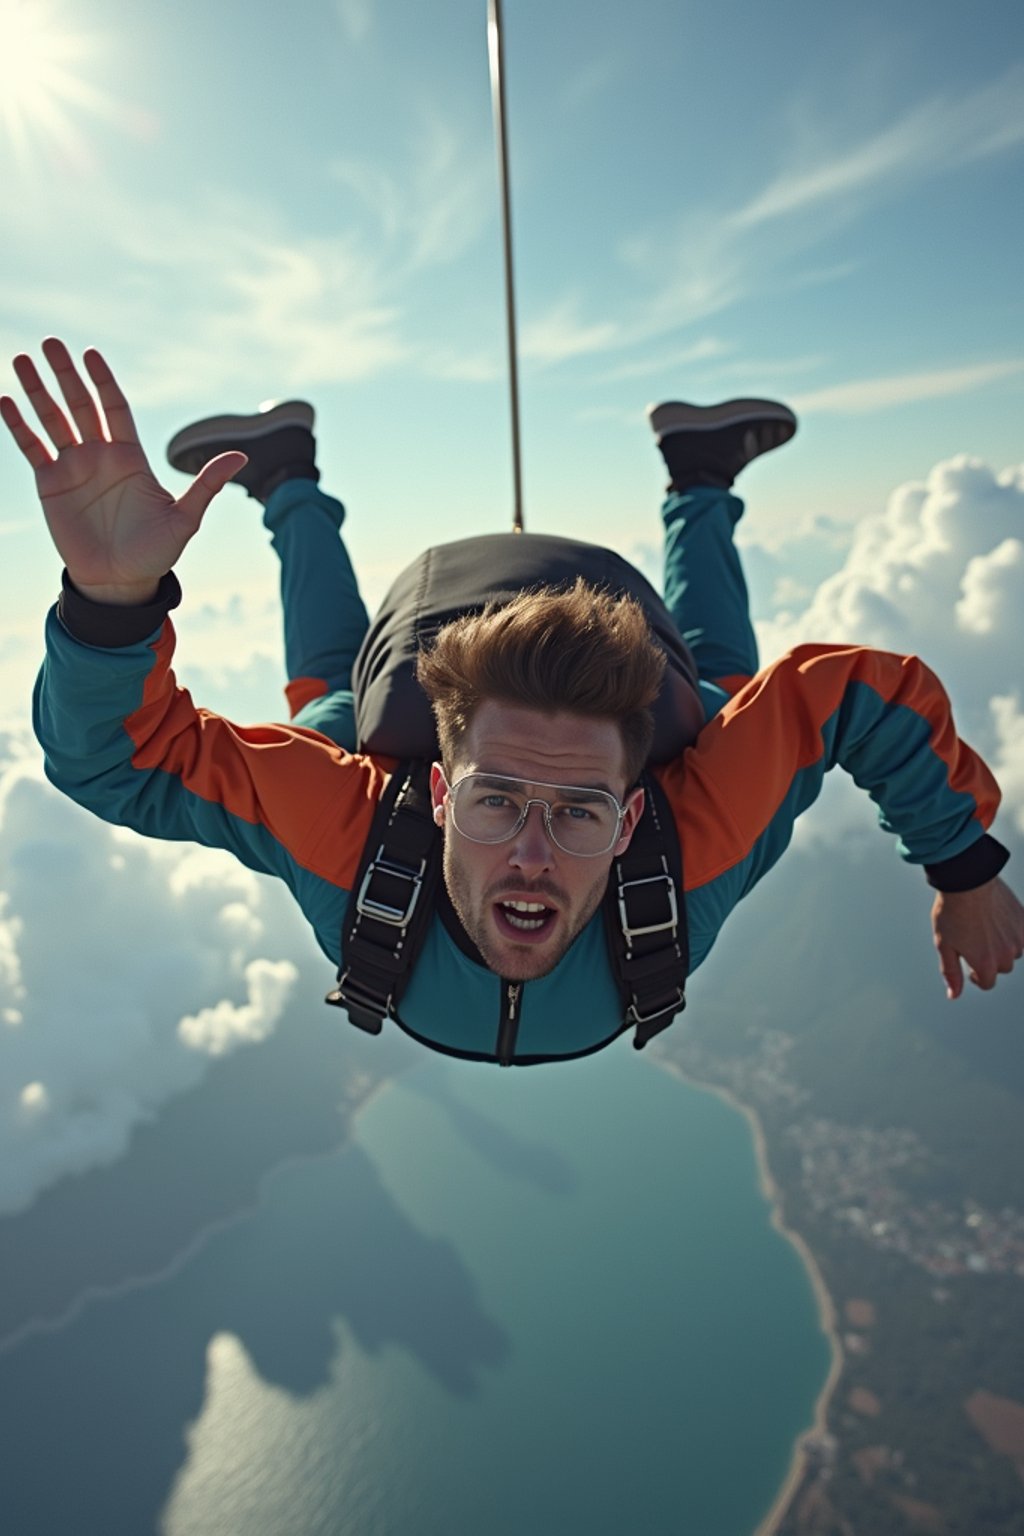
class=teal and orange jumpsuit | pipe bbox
[34,481,1009,1064]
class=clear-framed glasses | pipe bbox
[444,772,626,858]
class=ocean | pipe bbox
[0,1045,830,1535]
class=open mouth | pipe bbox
[493,900,558,943]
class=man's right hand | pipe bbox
[0,338,247,605]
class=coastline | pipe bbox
[650,1054,844,1536]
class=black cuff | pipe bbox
[58,570,182,649]
[924,834,1010,893]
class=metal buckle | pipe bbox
[332,968,394,1021]
[355,849,426,928]
[617,872,678,940]
[626,989,684,1026]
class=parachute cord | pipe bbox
[487,0,525,533]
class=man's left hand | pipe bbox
[932,876,1024,1000]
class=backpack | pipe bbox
[351,532,704,760]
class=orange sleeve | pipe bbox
[654,644,1001,893]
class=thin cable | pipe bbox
[487,0,524,532]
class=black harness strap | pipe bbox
[326,762,440,1033]
[327,763,688,1053]
[603,771,688,1049]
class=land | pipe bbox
[0,997,411,1351]
[651,1009,1024,1536]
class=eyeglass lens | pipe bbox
[450,774,621,855]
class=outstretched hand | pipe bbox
[932,876,1024,1000]
[0,339,247,604]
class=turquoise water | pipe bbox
[0,1048,829,1536]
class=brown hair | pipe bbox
[416,578,665,785]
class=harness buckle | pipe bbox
[626,990,685,1027]
[331,968,394,1021]
[327,971,390,1034]
[617,872,678,941]
[355,849,426,929]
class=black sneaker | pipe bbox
[647,398,797,489]
[166,400,319,502]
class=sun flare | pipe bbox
[0,0,120,169]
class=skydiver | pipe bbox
[2,338,1022,1066]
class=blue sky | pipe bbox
[1,0,1023,659]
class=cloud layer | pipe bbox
[0,747,312,1216]
[759,456,1023,714]
[755,453,1024,847]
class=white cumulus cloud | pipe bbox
[756,454,1024,845]
[989,695,1024,838]
[177,958,299,1057]
[955,539,1024,637]
[0,741,316,1216]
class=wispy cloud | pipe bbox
[329,109,494,275]
[328,158,404,244]
[596,337,729,384]
[1,133,482,409]
[404,114,495,270]
[123,229,409,404]
[558,56,619,114]
[521,298,622,365]
[421,348,502,383]
[707,352,828,382]
[785,260,862,292]
[335,0,374,44]
[1,88,498,408]
[625,233,745,339]
[791,360,1024,416]
[571,405,640,428]
[572,64,1024,377]
[1,181,413,406]
[732,64,1024,229]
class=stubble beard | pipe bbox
[442,843,610,981]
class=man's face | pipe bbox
[429,701,644,981]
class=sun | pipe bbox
[0,0,114,169]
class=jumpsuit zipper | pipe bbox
[496,980,523,1066]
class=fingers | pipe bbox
[41,337,106,443]
[0,393,55,471]
[936,940,963,1001]
[175,452,249,532]
[6,340,138,455]
[12,350,78,451]
[82,346,141,446]
[967,949,1019,990]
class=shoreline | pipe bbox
[650,1054,844,1536]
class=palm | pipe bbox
[35,437,188,589]
[1,340,244,594]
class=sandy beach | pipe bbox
[649,1054,844,1536]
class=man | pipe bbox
[2,339,1022,1067]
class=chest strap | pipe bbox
[603,771,688,1049]
[325,762,441,1033]
[326,761,688,1048]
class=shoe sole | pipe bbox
[647,398,796,441]
[167,400,315,470]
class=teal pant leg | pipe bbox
[262,480,370,750]
[661,486,758,719]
